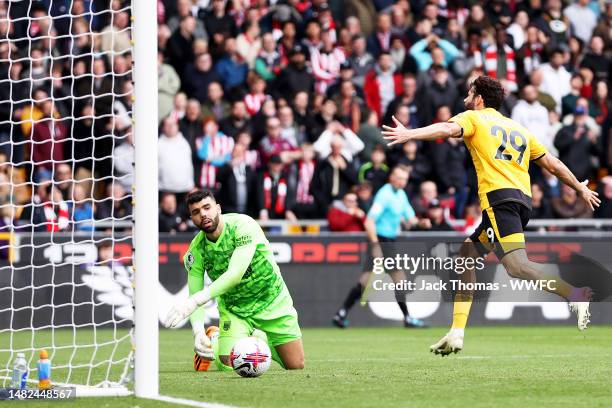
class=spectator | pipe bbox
[288,144,319,219]
[219,100,251,138]
[563,0,597,44]
[158,51,181,124]
[256,154,295,220]
[412,180,438,218]
[512,85,555,155]
[179,99,203,149]
[54,163,73,202]
[516,25,548,82]
[215,37,249,92]
[561,74,590,118]
[425,65,460,114]
[430,106,467,216]
[159,192,188,233]
[538,48,572,112]
[202,0,236,40]
[216,143,257,216]
[416,199,453,231]
[310,29,346,94]
[182,53,220,104]
[326,61,365,100]
[385,74,429,127]
[201,81,230,121]
[311,135,359,210]
[357,110,386,162]
[278,105,303,147]
[314,121,364,162]
[507,11,529,50]
[43,186,70,232]
[113,126,134,191]
[259,116,299,165]
[482,25,518,93]
[158,117,195,194]
[580,36,609,85]
[275,45,314,100]
[292,91,317,143]
[72,184,94,232]
[243,73,270,117]
[255,32,282,81]
[395,140,431,196]
[529,69,557,112]
[552,184,592,218]
[166,15,197,73]
[348,34,375,89]
[363,52,402,121]
[409,33,459,72]
[168,92,187,123]
[96,183,132,220]
[166,0,208,41]
[30,98,67,180]
[327,191,366,232]
[367,13,392,57]
[235,132,259,169]
[358,145,389,194]
[331,79,363,132]
[355,180,374,213]
[530,183,553,219]
[555,103,601,182]
[100,11,131,54]
[236,21,262,68]
[194,118,233,190]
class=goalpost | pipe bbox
[0,0,158,398]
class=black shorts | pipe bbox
[469,201,530,259]
[363,236,398,273]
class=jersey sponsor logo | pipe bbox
[236,235,252,247]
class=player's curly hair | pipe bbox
[186,189,216,206]
[471,76,505,110]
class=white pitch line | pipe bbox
[151,395,241,408]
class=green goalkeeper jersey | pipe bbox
[184,213,284,318]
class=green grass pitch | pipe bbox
[7,326,612,407]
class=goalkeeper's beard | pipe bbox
[199,212,220,233]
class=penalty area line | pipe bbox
[151,395,239,408]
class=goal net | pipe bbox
[0,1,135,395]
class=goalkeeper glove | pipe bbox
[164,288,211,328]
[193,330,214,360]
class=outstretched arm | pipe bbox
[382,115,463,145]
[535,154,601,211]
[164,243,257,328]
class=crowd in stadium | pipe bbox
[0,0,611,233]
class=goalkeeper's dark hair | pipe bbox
[470,76,505,110]
[186,189,216,206]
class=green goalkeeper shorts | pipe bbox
[217,286,302,356]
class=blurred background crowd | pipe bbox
[0,0,611,234]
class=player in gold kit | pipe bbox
[382,76,601,356]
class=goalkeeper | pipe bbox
[164,190,304,371]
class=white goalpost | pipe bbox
[0,0,158,398]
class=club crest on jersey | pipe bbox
[186,252,195,270]
[223,320,231,331]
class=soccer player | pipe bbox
[332,165,427,328]
[164,190,304,370]
[382,76,600,356]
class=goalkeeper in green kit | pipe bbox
[164,190,305,371]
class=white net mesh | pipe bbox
[0,1,134,391]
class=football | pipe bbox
[229,337,272,377]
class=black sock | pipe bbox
[341,283,363,313]
[395,289,409,318]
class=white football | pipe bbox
[229,336,272,377]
